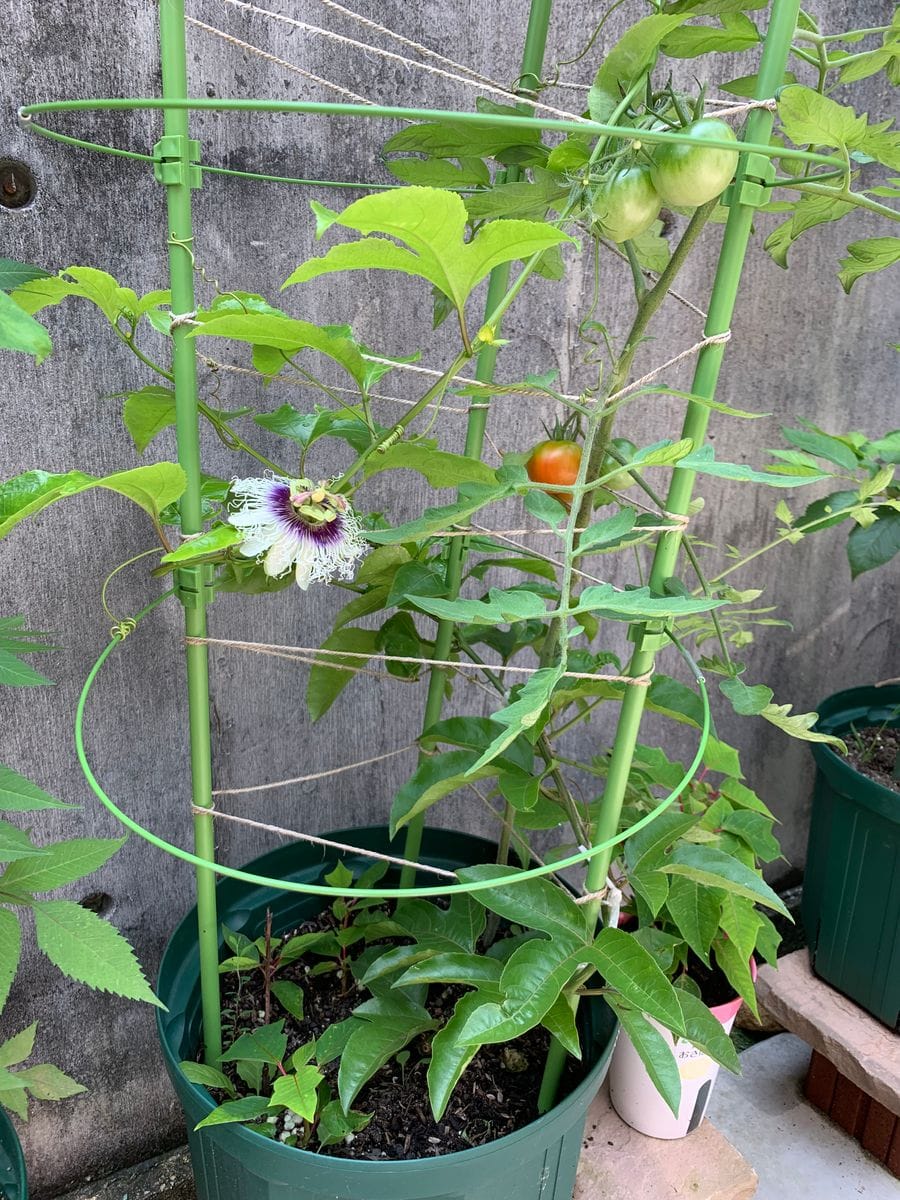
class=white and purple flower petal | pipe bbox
[227,475,366,590]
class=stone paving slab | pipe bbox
[756,949,900,1118]
[708,1033,900,1200]
[53,1146,195,1200]
[576,1082,758,1200]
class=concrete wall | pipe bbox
[1,1,897,1193]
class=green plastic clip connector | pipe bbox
[723,151,777,209]
[628,620,669,654]
[175,563,216,610]
[153,135,202,189]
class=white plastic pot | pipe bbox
[608,964,754,1139]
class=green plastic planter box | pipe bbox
[803,686,900,1029]
[0,1107,26,1200]
[157,826,617,1200]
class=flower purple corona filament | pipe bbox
[227,475,366,590]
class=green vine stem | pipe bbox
[774,180,900,224]
[536,0,802,1112]
[398,0,555,884]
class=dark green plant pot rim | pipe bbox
[811,685,900,823]
[0,1105,27,1200]
[157,825,617,1180]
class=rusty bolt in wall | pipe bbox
[0,159,37,208]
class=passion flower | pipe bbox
[227,475,366,590]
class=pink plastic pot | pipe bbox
[608,960,756,1139]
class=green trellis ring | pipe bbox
[75,591,712,901]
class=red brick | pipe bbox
[887,1122,900,1179]
[860,1098,897,1163]
[803,1049,838,1113]
[830,1073,868,1137]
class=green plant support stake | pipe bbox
[400,0,554,885]
[157,0,222,1065]
[537,0,803,1113]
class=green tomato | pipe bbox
[603,438,637,490]
[649,119,739,207]
[591,165,661,244]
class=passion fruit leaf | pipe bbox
[0,291,52,364]
[194,1096,271,1129]
[307,627,379,721]
[658,846,789,916]
[122,386,177,454]
[362,443,497,488]
[190,312,369,390]
[337,996,435,1112]
[464,666,564,773]
[364,483,510,545]
[426,985,501,1120]
[0,464,186,540]
[283,189,572,316]
[606,997,680,1117]
[160,525,242,566]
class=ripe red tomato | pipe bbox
[592,165,661,243]
[526,440,582,507]
[649,118,739,207]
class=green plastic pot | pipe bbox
[803,686,900,1029]
[157,826,617,1200]
[0,1106,26,1200]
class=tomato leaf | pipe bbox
[662,13,759,58]
[720,676,774,716]
[677,445,829,486]
[0,260,51,290]
[838,238,900,294]
[590,16,688,122]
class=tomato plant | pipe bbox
[526,439,582,507]
[649,118,738,207]
[591,165,661,243]
[602,438,637,490]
